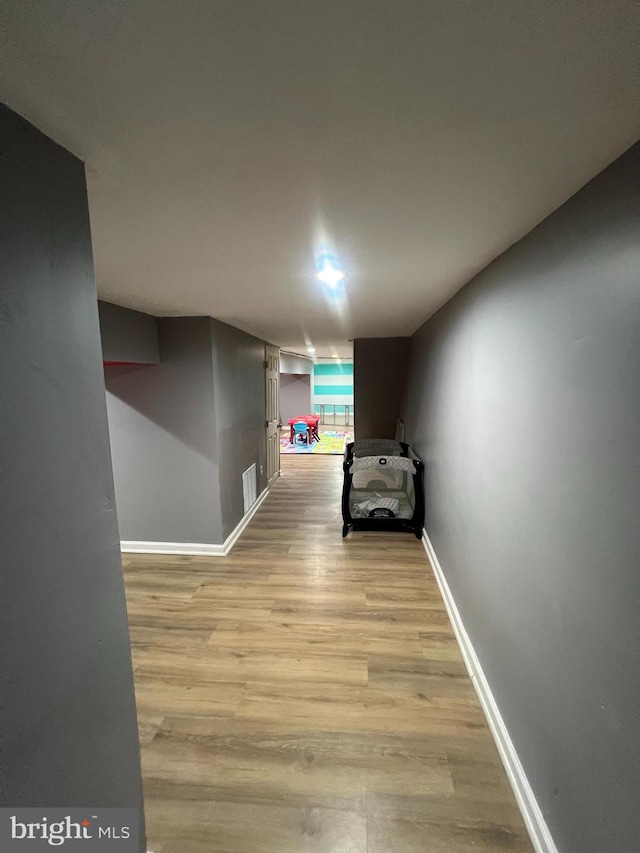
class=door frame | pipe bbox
[264,344,280,486]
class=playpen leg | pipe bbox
[342,523,349,538]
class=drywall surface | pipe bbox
[105,317,223,544]
[99,299,160,363]
[210,318,268,540]
[354,337,409,439]
[104,313,268,546]
[0,103,144,845]
[280,373,312,423]
[401,142,640,853]
[280,352,313,374]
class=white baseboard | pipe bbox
[121,487,269,557]
[120,540,226,556]
[421,531,559,853]
[222,486,270,554]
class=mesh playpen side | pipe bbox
[341,441,424,538]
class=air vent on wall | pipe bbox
[242,464,257,513]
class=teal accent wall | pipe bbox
[313,363,354,376]
[312,360,354,417]
[313,384,353,396]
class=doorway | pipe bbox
[265,344,280,485]
[279,356,355,455]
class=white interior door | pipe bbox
[265,345,280,485]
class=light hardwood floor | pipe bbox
[123,455,533,853]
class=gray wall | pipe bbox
[400,142,640,853]
[354,337,410,439]
[280,373,312,423]
[210,318,268,541]
[104,314,267,545]
[105,317,223,544]
[99,299,160,364]
[280,351,313,375]
[0,104,144,843]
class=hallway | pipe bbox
[124,456,533,852]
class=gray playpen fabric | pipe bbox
[348,455,417,519]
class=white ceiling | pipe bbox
[1,1,638,358]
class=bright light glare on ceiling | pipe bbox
[315,254,345,288]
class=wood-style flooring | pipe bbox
[123,455,533,853]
